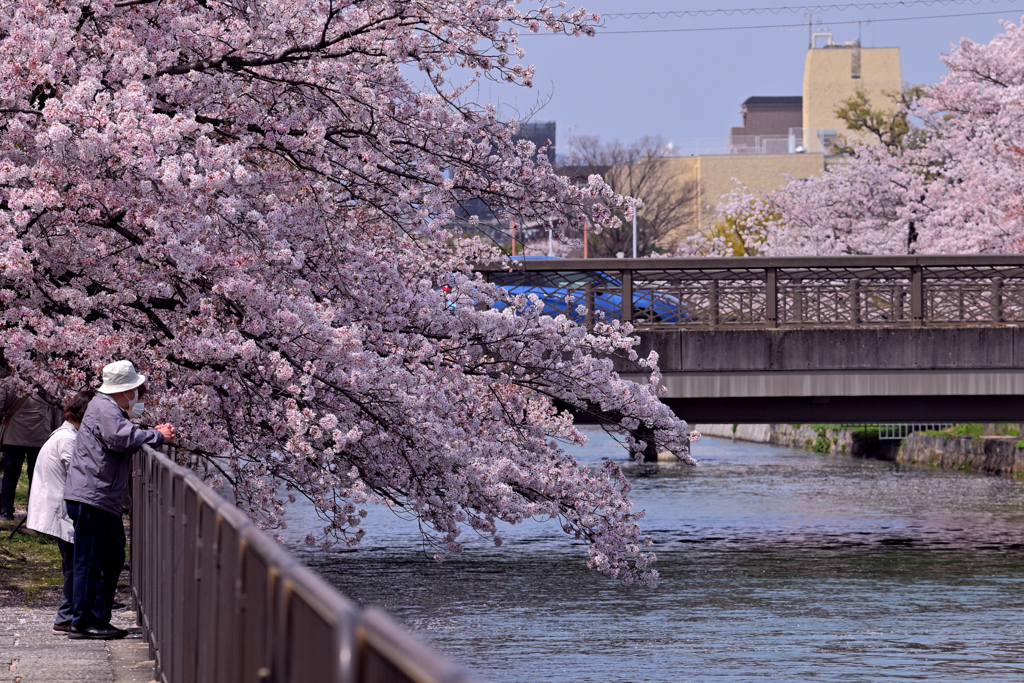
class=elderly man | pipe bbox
[64,361,175,640]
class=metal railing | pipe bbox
[878,424,954,440]
[131,445,474,683]
[477,256,1024,329]
[728,132,800,155]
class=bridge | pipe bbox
[479,256,1024,423]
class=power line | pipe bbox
[590,8,1020,35]
[602,0,1018,20]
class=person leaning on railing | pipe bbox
[26,389,95,635]
[63,361,175,641]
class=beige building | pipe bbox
[802,36,902,152]
[659,153,826,244]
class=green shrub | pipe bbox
[812,426,832,453]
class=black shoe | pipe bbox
[68,624,128,640]
[110,600,128,611]
[0,514,13,521]
[100,622,130,638]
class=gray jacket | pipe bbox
[64,393,164,516]
[0,388,60,449]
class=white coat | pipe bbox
[26,421,77,543]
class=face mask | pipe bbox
[127,400,146,419]
[126,389,145,419]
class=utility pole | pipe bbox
[632,210,638,258]
[807,12,813,49]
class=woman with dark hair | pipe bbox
[26,389,95,634]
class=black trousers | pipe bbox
[56,538,74,625]
[65,501,125,629]
[0,444,39,517]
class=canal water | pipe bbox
[284,428,1024,682]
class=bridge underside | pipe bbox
[617,328,1024,424]
[661,394,1022,423]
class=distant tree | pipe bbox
[562,136,697,257]
[832,87,926,155]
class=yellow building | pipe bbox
[658,153,826,244]
[802,36,902,152]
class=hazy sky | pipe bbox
[478,1,1024,157]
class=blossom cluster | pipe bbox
[0,0,692,586]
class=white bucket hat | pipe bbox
[97,360,146,394]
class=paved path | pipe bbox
[1,605,154,683]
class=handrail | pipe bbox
[473,256,1024,329]
[474,255,1024,271]
[131,445,475,683]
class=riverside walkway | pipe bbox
[1,605,154,683]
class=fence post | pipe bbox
[621,270,633,323]
[992,277,1004,323]
[708,279,719,328]
[848,279,861,324]
[911,265,924,326]
[585,282,595,328]
[766,268,777,328]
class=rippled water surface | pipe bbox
[283,430,1024,682]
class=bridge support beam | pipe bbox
[618,327,1024,424]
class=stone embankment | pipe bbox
[696,424,1024,477]
[695,423,899,459]
[897,434,1024,477]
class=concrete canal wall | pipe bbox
[897,434,1024,477]
[695,423,868,456]
[696,424,1024,477]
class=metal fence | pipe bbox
[878,424,954,440]
[728,133,797,155]
[131,445,474,683]
[477,256,1024,329]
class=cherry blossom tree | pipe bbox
[0,0,696,586]
[694,18,1024,256]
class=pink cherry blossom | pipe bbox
[0,0,692,586]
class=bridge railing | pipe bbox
[131,444,474,683]
[477,256,1024,328]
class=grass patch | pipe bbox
[947,423,984,438]
[0,460,62,606]
[0,521,63,607]
[918,424,985,439]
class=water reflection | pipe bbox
[285,430,1024,682]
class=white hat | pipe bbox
[97,360,146,394]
